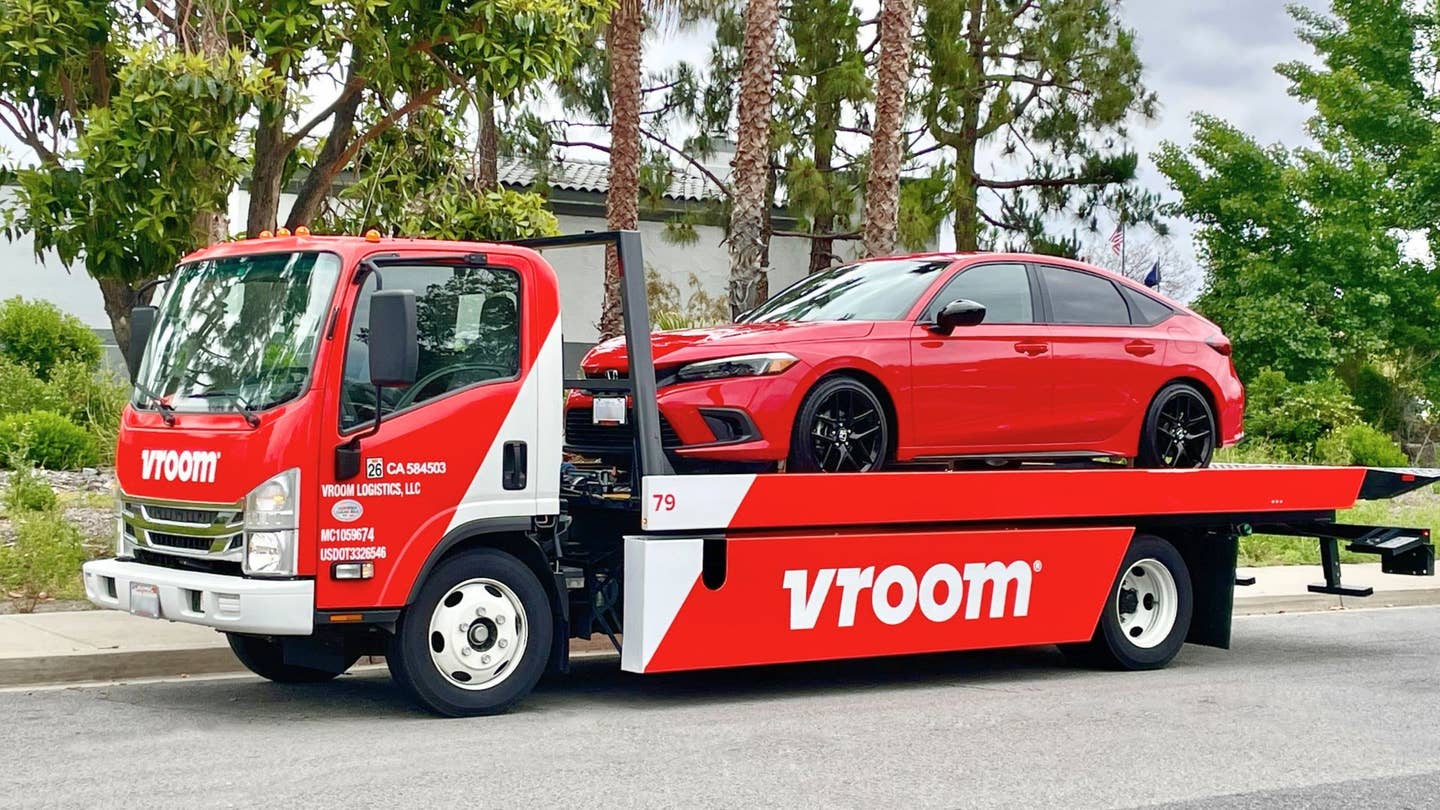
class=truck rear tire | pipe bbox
[387,547,553,717]
[1062,534,1193,670]
[226,634,357,683]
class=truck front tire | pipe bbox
[1063,534,1194,670]
[388,547,553,717]
[226,634,357,683]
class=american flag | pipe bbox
[1108,223,1125,256]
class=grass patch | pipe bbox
[1238,489,1440,566]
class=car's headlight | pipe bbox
[244,468,299,576]
[675,352,799,382]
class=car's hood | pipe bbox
[581,321,875,373]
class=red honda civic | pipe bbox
[565,253,1244,472]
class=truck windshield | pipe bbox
[134,251,342,413]
[739,258,951,323]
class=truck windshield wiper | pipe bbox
[131,380,176,426]
[188,391,261,428]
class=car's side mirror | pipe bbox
[931,299,987,335]
[126,305,158,382]
[368,289,418,388]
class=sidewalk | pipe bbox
[2,563,1437,688]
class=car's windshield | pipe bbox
[740,258,952,323]
[134,251,342,413]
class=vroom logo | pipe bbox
[140,449,221,483]
[782,560,1036,630]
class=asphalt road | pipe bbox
[3,607,1437,809]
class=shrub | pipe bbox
[1316,423,1410,468]
[0,410,100,470]
[0,510,87,612]
[0,297,103,380]
[3,465,58,513]
[0,357,62,417]
[1214,438,1297,465]
[1242,368,1361,454]
[43,362,127,459]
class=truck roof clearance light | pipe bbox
[365,229,381,242]
[295,226,311,237]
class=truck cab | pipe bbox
[84,232,574,712]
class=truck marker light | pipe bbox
[276,227,291,237]
[294,225,310,236]
[332,562,375,580]
[258,230,272,238]
[327,613,365,623]
[365,229,381,242]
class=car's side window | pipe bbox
[1039,266,1130,326]
[925,263,1033,323]
[340,263,522,431]
[1119,284,1175,326]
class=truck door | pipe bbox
[316,256,553,609]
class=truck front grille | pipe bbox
[121,498,245,562]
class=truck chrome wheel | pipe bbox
[427,578,528,690]
[1114,559,1179,649]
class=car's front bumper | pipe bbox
[83,558,314,636]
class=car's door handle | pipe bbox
[1014,342,1048,356]
[1125,340,1157,357]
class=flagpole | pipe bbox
[1119,189,1127,278]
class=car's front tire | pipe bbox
[1136,382,1216,468]
[788,375,891,473]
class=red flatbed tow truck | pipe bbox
[82,230,1436,716]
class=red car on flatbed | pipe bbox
[566,253,1244,472]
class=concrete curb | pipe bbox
[4,592,1439,689]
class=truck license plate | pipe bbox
[129,582,161,619]
[593,396,626,425]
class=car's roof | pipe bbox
[857,250,1188,309]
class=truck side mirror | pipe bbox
[368,289,418,388]
[931,299,987,335]
[126,305,158,382]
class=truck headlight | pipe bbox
[244,469,299,576]
[675,352,799,382]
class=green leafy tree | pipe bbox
[1155,1,1440,402]
[906,0,1158,254]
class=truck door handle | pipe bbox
[1125,340,1156,357]
[1014,342,1048,356]
[502,441,527,490]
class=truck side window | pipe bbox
[340,264,522,430]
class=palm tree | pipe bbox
[861,0,917,257]
[600,0,645,339]
[727,0,782,318]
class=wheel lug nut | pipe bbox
[481,655,491,665]
[498,639,508,649]
[459,623,469,632]
[460,648,471,657]
[496,615,505,625]
[475,607,486,616]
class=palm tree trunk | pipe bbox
[728,0,781,318]
[601,0,643,340]
[861,0,917,257]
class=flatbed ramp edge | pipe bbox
[619,465,1437,673]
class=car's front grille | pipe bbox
[121,498,244,561]
[565,409,681,454]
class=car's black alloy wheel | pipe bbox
[1137,383,1216,468]
[789,376,890,473]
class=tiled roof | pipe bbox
[498,157,723,202]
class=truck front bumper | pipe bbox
[82,558,314,636]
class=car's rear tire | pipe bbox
[387,547,553,717]
[226,634,357,684]
[1061,534,1193,670]
[1136,383,1216,468]
[788,375,890,473]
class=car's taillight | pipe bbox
[1206,334,1233,356]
